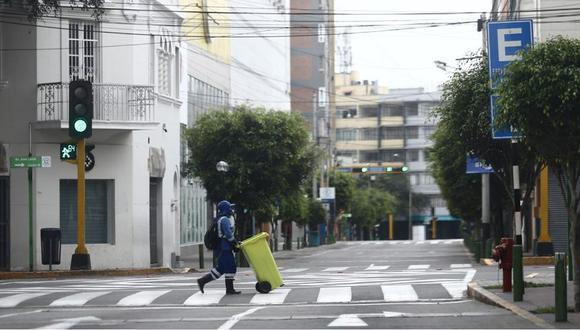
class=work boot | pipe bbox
[225,278,241,295]
[197,273,214,294]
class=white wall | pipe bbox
[230,0,291,111]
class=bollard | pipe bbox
[513,244,524,301]
[297,237,300,250]
[473,241,481,262]
[555,252,567,322]
[568,248,574,281]
[198,244,205,270]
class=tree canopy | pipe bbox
[495,36,580,311]
[185,106,319,218]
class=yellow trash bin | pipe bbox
[239,232,284,293]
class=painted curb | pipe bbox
[0,267,172,280]
[468,282,554,329]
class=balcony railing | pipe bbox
[37,82,155,123]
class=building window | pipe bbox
[338,107,356,118]
[419,102,436,117]
[381,104,403,117]
[360,152,378,162]
[381,150,404,162]
[361,107,378,118]
[158,49,171,96]
[407,150,419,162]
[423,126,436,138]
[69,21,97,82]
[60,179,114,244]
[318,23,326,43]
[381,127,404,140]
[318,87,326,107]
[406,126,419,139]
[187,76,229,126]
[406,103,418,116]
[361,128,377,140]
[422,175,435,185]
[337,128,357,141]
[431,197,447,208]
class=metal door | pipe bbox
[149,179,159,265]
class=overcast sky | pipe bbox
[334,0,490,92]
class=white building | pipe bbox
[230,0,291,111]
[0,1,185,270]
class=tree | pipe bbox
[306,199,326,230]
[495,36,580,310]
[431,54,541,242]
[185,106,319,238]
[329,171,356,213]
[350,187,396,240]
[2,0,104,19]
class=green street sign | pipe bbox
[10,156,42,168]
[60,143,77,160]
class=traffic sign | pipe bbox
[487,20,533,139]
[10,156,42,168]
[320,187,335,200]
[60,143,77,160]
[466,154,494,174]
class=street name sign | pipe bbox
[10,156,51,168]
[487,20,533,139]
[466,154,494,174]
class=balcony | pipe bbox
[36,82,157,130]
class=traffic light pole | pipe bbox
[70,138,91,270]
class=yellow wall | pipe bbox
[180,0,231,63]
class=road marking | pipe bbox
[280,268,309,273]
[441,282,466,298]
[328,314,368,327]
[381,284,418,302]
[218,307,264,330]
[323,267,349,272]
[116,290,170,306]
[317,287,351,303]
[0,292,50,307]
[450,264,472,269]
[408,264,429,270]
[429,240,441,245]
[250,289,290,305]
[184,289,226,305]
[34,316,101,330]
[416,241,426,245]
[365,264,390,271]
[0,309,42,319]
[50,291,110,307]
[463,269,477,282]
[403,241,412,245]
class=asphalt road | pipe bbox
[0,239,541,329]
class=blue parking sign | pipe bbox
[487,20,533,139]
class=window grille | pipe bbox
[69,21,97,82]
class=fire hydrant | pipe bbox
[492,237,514,292]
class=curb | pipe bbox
[0,267,172,280]
[467,282,554,329]
[480,257,555,267]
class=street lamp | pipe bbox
[434,60,457,72]
[216,160,229,172]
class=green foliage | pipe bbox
[350,188,396,228]
[307,199,326,228]
[2,0,104,19]
[356,175,429,216]
[185,106,319,216]
[329,171,356,213]
[497,36,580,165]
[278,190,308,227]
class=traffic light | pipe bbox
[352,167,368,173]
[69,80,93,139]
[386,166,410,174]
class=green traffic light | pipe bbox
[386,167,393,172]
[74,119,88,133]
[361,167,368,173]
[401,166,409,172]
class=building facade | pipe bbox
[0,1,185,271]
[335,71,455,239]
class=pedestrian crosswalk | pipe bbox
[345,239,463,246]
[279,263,470,273]
[0,282,469,308]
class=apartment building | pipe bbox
[335,71,457,239]
[0,1,185,270]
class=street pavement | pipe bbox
[0,239,552,329]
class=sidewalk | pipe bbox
[469,262,580,329]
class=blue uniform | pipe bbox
[210,216,237,280]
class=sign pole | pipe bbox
[70,138,91,270]
[27,122,33,272]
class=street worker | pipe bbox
[197,200,241,295]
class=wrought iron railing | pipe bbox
[37,82,155,122]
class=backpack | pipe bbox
[204,221,219,250]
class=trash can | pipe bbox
[239,232,283,293]
[41,228,61,268]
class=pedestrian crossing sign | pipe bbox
[60,143,77,160]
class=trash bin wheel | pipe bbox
[256,281,272,293]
